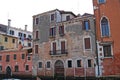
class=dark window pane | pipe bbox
[103,45,112,57]
[66,15,70,21]
[88,59,92,67]
[68,60,72,68]
[51,14,55,21]
[47,62,50,68]
[77,60,81,67]
[39,62,42,68]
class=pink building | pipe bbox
[0,44,32,78]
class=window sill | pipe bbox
[104,56,113,58]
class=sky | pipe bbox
[0,0,93,32]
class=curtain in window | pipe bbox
[101,17,110,36]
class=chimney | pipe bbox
[8,19,11,27]
[25,25,27,31]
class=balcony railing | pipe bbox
[49,50,68,56]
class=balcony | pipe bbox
[49,50,68,56]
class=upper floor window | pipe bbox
[28,43,31,47]
[5,37,8,42]
[35,45,38,54]
[35,18,39,25]
[38,62,42,68]
[9,30,14,35]
[12,39,15,43]
[84,38,91,50]
[98,0,105,4]
[18,32,22,37]
[0,56,2,61]
[101,17,110,37]
[0,65,2,71]
[77,59,82,67]
[51,14,55,21]
[61,41,65,53]
[28,56,31,60]
[59,26,64,36]
[28,35,32,39]
[35,31,39,39]
[6,55,10,62]
[68,60,72,68]
[83,20,90,31]
[49,27,56,37]
[0,46,4,50]
[103,45,112,57]
[14,54,17,60]
[22,54,25,59]
[66,15,70,21]
[46,61,51,68]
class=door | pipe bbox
[54,60,64,76]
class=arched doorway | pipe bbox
[6,66,12,77]
[54,60,64,77]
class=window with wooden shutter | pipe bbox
[36,31,39,39]
[35,45,38,54]
[59,26,64,36]
[84,38,91,49]
[61,41,65,53]
[53,42,56,54]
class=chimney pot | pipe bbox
[25,25,27,31]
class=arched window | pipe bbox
[101,17,110,37]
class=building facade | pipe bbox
[0,32,18,50]
[93,0,120,76]
[0,44,32,78]
[32,9,96,78]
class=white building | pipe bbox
[7,19,33,47]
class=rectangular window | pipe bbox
[53,42,56,54]
[83,20,90,31]
[5,37,8,42]
[103,45,112,57]
[22,54,25,59]
[28,56,31,60]
[24,34,26,38]
[15,65,19,72]
[68,60,72,68]
[6,55,10,62]
[49,27,56,37]
[99,0,105,4]
[14,54,17,60]
[0,66,2,71]
[88,59,92,67]
[0,46,4,50]
[25,65,29,71]
[35,18,39,25]
[77,60,81,67]
[38,62,42,68]
[28,43,31,47]
[59,26,64,36]
[84,38,91,49]
[10,30,14,35]
[35,45,38,54]
[36,31,39,39]
[12,39,15,43]
[28,35,32,39]
[47,61,50,68]
[0,56,2,61]
[66,15,70,21]
[61,41,65,54]
[51,14,55,21]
